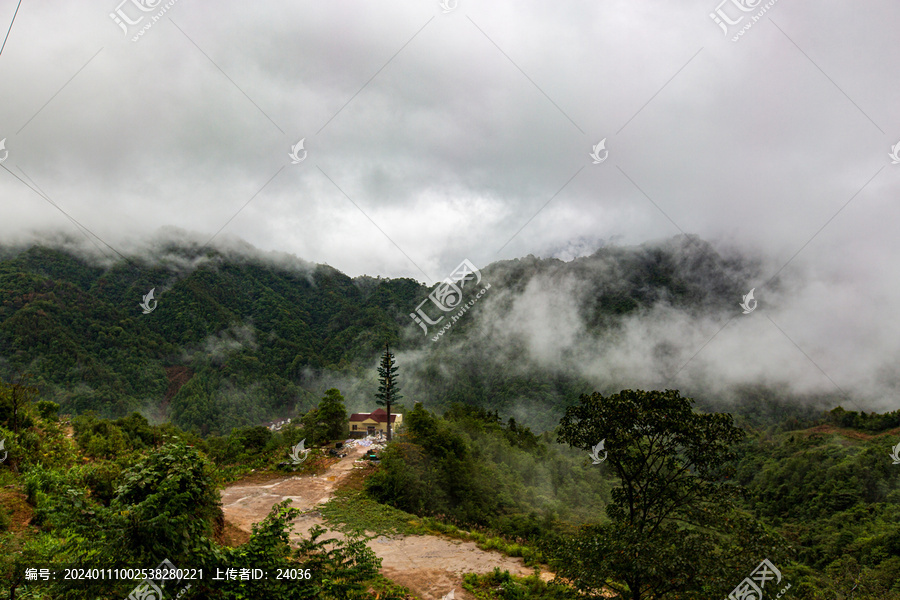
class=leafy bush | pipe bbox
[34,400,59,420]
[463,568,578,600]
[79,460,121,506]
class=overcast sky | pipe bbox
[2,0,899,410]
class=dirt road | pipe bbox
[220,443,553,600]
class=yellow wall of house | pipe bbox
[349,413,402,433]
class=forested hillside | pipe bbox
[364,398,900,598]
[3,381,897,599]
[0,235,787,434]
[0,243,422,433]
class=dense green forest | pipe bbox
[1,377,899,598]
[0,236,775,435]
[0,243,424,433]
[1,239,898,598]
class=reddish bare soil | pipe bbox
[162,366,193,409]
[0,485,33,532]
[799,423,900,441]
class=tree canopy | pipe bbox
[554,389,786,600]
[375,345,402,441]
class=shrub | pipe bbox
[35,400,59,421]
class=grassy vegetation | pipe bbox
[212,446,334,487]
[4,361,900,598]
[463,568,577,600]
[363,574,422,600]
[320,465,547,568]
[320,482,421,537]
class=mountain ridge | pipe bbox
[0,234,801,435]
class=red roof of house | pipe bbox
[349,409,397,423]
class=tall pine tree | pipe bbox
[375,344,402,441]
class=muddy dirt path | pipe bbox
[220,443,554,600]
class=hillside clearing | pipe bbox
[221,442,555,600]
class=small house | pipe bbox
[349,408,402,437]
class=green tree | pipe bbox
[169,371,218,435]
[554,389,781,600]
[72,416,129,459]
[35,400,59,421]
[300,389,347,446]
[0,532,61,600]
[192,500,383,599]
[318,388,347,441]
[365,402,505,525]
[301,407,324,446]
[66,441,221,570]
[237,425,274,454]
[0,373,39,433]
[375,344,402,441]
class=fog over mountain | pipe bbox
[5,5,900,598]
[2,1,899,421]
[1,229,894,433]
